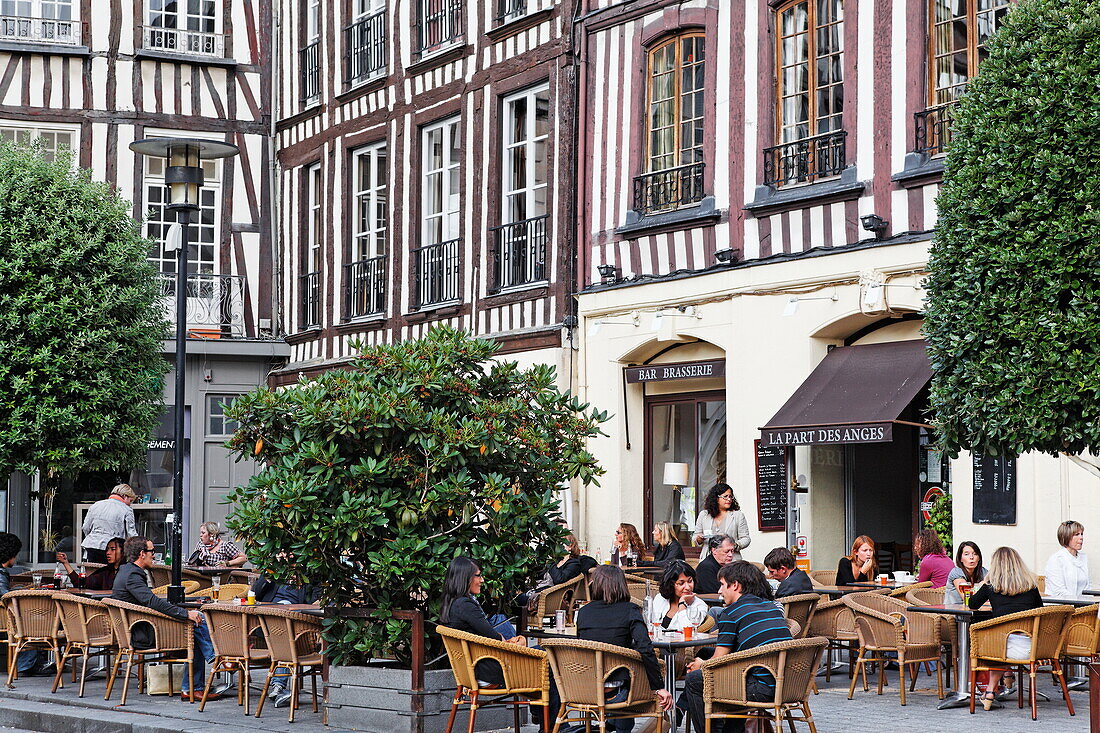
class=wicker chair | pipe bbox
[437,624,551,733]
[251,604,324,722]
[199,603,270,714]
[968,605,1075,720]
[842,592,943,705]
[100,597,195,705]
[3,589,63,686]
[183,568,214,590]
[779,594,819,640]
[209,583,251,601]
[1062,603,1100,664]
[148,565,172,587]
[905,588,943,606]
[52,593,116,697]
[541,637,667,733]
[152,580,201,597]
[806,595,860,683]
[696,637,827,733]
[906,587,954,686]
[530,576,584,628]
[888,581,932,598]
[808,570,836,588]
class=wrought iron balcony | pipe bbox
[914,102,956,157]
[413,238,461,307]
[142,25,224,56]
[301,271,321,329]
[632,162,706,216]
[300,41,321,103]
[0,15,80,45]
[489,215,548,293]
[158,273,248,339]
[762,130,847,187]
[496,0,527,23]
[344,10,387,85]
[343,256,387,319]
[414,0,463,59]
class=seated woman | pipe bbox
[439,556,524,687]
[574,566,673,731]
[944,541,987,604]
[915,528,954,588]
[57,536,123,590]
[1044,520,1088,599]
[641,522,685,567]
[546,534,597,587]
[609,523,647,567]
[190,522,247,568]
[649,561,708,631]
[836,535,877,585]
[967,546,1043,710]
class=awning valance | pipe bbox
[759,340,931,447]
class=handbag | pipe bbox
[145,663,186,695]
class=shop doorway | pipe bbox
[845,424,918,574]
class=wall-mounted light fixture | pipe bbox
[597,263,620,283]
[590,312,639,336]
[714,248,738,264]
[860,213,889,238]
[782,290,839,317]
[650,305,702,331]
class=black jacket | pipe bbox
[112,562,189,649]
[640,541,686,568]
[546,555,598,587]
[836,557,872,586]
[775,568,815,598]
[695,554,722,594]
[441,595,504,641]
[576,600,663,691]
[252,576,319,604]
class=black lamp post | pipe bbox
[129,137,239,604]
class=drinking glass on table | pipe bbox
[31,573,41,588]
[211,575,221,601]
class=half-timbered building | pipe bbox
[0,0,283,565]
[572,0,1094,580]
[271,0,577,391]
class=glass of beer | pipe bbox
[211,575,221,601]
[959,583,972,605]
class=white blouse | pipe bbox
[648,594,709,631]
[1044,547,1089,599]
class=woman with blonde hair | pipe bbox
[836,535,877,585]
[609,523,647,566]
[191,521,247,567]
[1043,520,1088,599]
[645,521,686,566]
[967,546,1043,709]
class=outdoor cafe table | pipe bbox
[906,603,983,709]
[527,626,717,733]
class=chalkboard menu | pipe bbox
[754,440,788,532]
[972,453,1017,525]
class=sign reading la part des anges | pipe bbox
[760,422,893,447]
[624,359,725,384]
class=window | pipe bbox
[416,0,463,58]
[144,153,219,276]
[145,0,221,56]
[416,118,461,306]
[302,164,322,328]
[207,395,240,436]
[635,33,706,214]
[0,125,74,162]
[0,0,78,45]
[301,0,321,103]
[346,143,387,318]
[345,0,386,84]
[929,0,1010,106]
[491,87,548,290]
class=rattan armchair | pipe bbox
[52,593,116,697]
[148,565,172,587]
[530,576,584,628]
[779,594,819,640]
[968,604,1075,720]
[199,603,269,714]
[3,589,63,686]
[888,581,932,598]
[1062,603,1100,664]
[152,580,201,597]
[806,595,859,683]
[808,571,836,588]
[100,597,195,705]
[209,583,251,601]
[251,604,324,722]
[437,624,551,733]
[541,637,666,733]
[905,587,955,686]
[842,592,943,705]
[696,637,827,733]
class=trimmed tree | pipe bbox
[224,326,607,666]
[924,0,1100,458]
[0,142,168,539]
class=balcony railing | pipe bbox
[489,215,548,293]
[762,130,847,187]
[496,0,527,23]
[413,238,461,307]
[914,102,956,157]
[632,162,706,216]
[158,273,247,339]
[300,41,320,103]
[344,256,387,319]
[415,0,463,59]
[142,25,224,56]
[344,10,387,84]
[301,271,321,329]
[0,15,80,45]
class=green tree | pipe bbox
[0,142,168,518]
[224,326,607,666]
[924,0,1100,458]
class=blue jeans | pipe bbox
[16,650,41,673]
[182,619,215,693]
[489,613,516,640]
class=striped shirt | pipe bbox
[716,593,793,689]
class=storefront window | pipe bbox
[647,394,726,546]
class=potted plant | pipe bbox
[224,326,607,732]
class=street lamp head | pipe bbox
[130,138,239,211]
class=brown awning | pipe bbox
[759,340,932,446]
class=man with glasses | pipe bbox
[113,536,220,701]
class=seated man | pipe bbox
[764,547,814,598]
[0,532,52,678]
[112,536,220,701]
[251,571,320,707]
[694,535,735,595]
[679,562,793,733]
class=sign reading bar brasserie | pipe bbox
[760,422,893,447]
[624,359,725,384]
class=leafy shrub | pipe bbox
[225,326,607,666]
[925,0,1100,456]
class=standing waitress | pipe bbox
[692,483,751,560]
